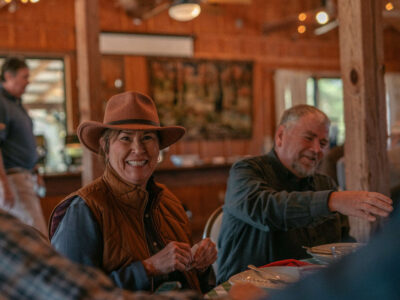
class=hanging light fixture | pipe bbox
[168,0,201,22]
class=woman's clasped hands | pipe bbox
[142,238,217,276]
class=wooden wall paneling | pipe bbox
[193,7,224,35]
[264,68,277,137]
[0,0,75,52]
[338,0,390,242]
[13,25,44,50]
[124,56,149,94]
[0,25,13,49]
[41,27,76,51]
[224,139,248,156]
[44,0,75,27]
[169,140,201,157]
[64,54,78,134]
[101,55,125,102]
[194,36,222,55]
[75,0,104,184]
[384,32,400,71]
[250,61,265,155]
[199,140,226,160]
[99,0,125,31]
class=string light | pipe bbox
[385,2,394,11]
[3,0,40,4]
[298,25,306,34]
[315,11,329,25]
[298,12,307,22]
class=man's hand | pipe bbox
[190,238,217,271]
[328,191,393,222]
[142,241,192,276]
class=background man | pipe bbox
[217,104,392,283]
[0,56,47,236]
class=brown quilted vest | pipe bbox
[49,165,201,291]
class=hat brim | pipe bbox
[78,121,185,154]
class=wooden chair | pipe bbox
[202,206,223,275]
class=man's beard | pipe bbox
[291,158,318,178]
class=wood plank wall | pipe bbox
[1,0,400,240]
[1,0,399,160]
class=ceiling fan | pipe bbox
[117,0,251,23]
[262,0,400,37]
[262,0,338,36]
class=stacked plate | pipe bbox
[306,242,363,264]
[229,266,300,289]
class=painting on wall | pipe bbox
[148,58,253,140]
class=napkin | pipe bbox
[260,259,313,268]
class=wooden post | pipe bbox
[338,0,390,242]
[75,0,104,185]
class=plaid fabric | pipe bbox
[0,209,203,300]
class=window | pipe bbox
[0,57,67,173]
[276,69,400,150]
[307,77,344,147]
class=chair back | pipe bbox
[202,206,223,274]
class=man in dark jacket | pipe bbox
[217,104,393,283]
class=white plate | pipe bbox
[229,266,300,289]
[307,242,363,264]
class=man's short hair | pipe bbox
[279,104,330,128]
[0,56,28,82]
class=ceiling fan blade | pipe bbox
[140,2,171,20]
[314,19,339,35]
[117,0,171,20]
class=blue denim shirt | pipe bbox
[217,150,351,283]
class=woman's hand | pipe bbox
[191,238,217,271]
[142,241,192,276]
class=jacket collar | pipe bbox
[268,149,314,186]
[0,84,21,104]
[102,163,150,209]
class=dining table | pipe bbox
[204,257,325,299]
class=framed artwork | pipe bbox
[148,58,253,140]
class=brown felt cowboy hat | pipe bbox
[77,91,185,153]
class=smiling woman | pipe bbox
[48,91,218,293]
[104,130,160,188]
